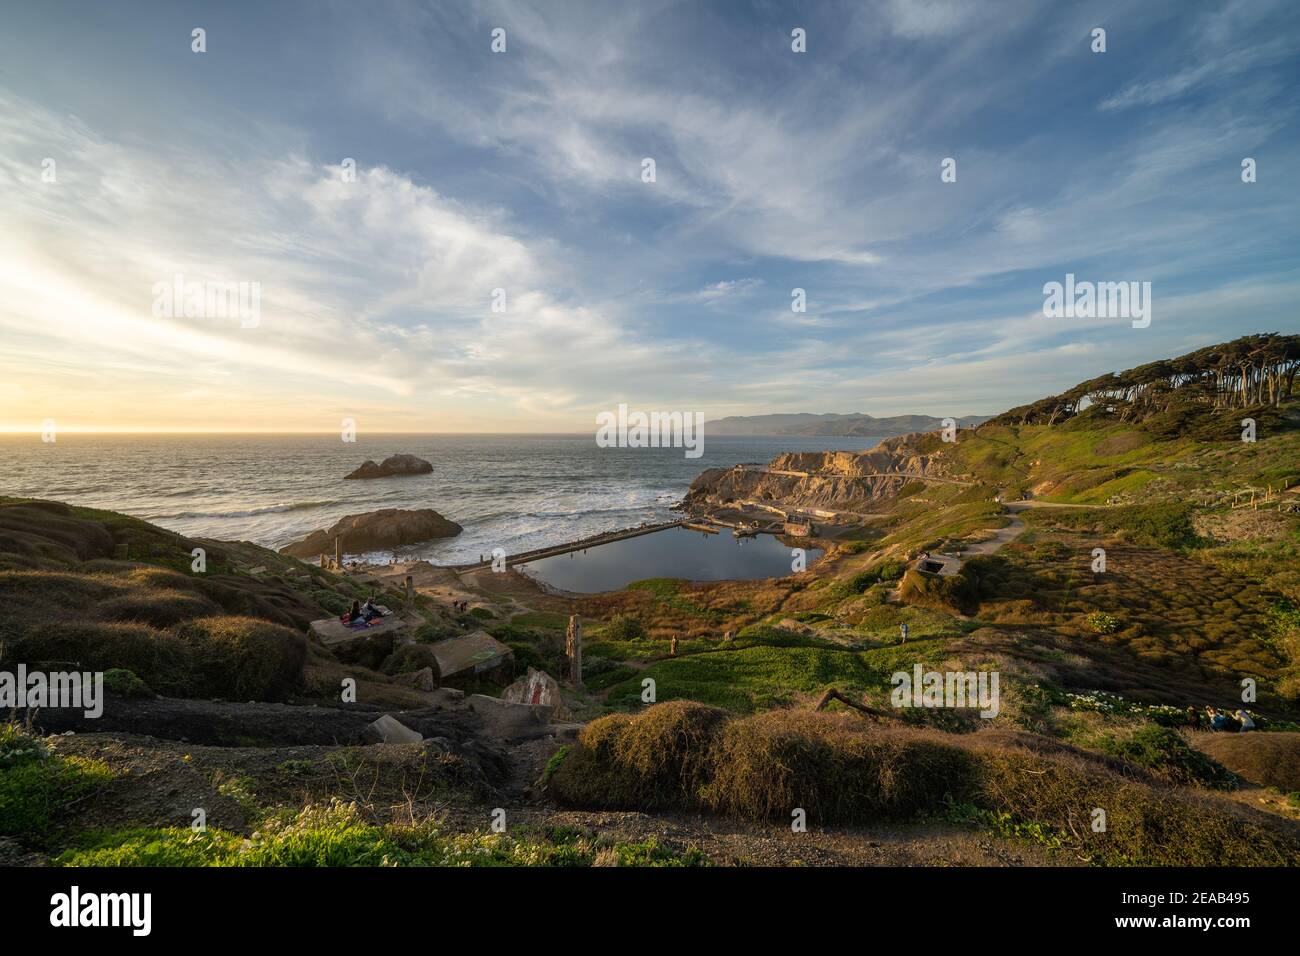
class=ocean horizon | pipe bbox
[0,432,884,565]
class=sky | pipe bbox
[0,0,1297,433]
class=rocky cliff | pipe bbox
[684,433,957,512]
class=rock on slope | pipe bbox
[280,508,462,558]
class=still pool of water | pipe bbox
[516,526,824,593]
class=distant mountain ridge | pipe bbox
[705,412,992,437]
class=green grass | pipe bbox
[940,799,1067,851]
[599,642,926,712]
[55,801,707,867]
[0,726,115,842]
[624,579,728,622]
[1034,502,1202,550]
[875,500,1004,554]
[585,637,713,663]
[508,611,569,630]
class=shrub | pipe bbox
[1193,732,1300,792]
[94,588,221,628]
[540,746,569,786]
[170,616,306,701]
[1047,502,1202,550]
[1100,726,1239,789]
[603,614,647,642]
[703,712,978,822]
[876,560,904,582]
[102,668,153,698]
[898,569,978,614]
[1085,611,1121,634]
[846,570,877,593]
[547,706,1300,865]
[505,642,549,672]
[551,702,727,810]
[5,621,189,690]
[383,644,440,677]
[0,724,49,769]
[415,620,461,643]
[845,560,906,595]
[0,725,114,841]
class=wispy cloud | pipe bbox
[0,0,1296,430]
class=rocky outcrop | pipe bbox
[683,433,959,513]
[280,508,462,558]
[502,667,571,719]
[344,454,433,480]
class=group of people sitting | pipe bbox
[341,597,385,627]
[1188,705,1256,732]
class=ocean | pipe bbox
[0,433,883,565]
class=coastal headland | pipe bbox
[4,335,1300,867]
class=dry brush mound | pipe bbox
[548,703,1300,865]
[1192,732,1300,793]
[4,616,306,702]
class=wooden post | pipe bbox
[566,615,583,688]
[405,574,414,608]
[670,636,678,657]
[334,536,342,569]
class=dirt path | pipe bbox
[966,499,1114,558]
[963,501,1031,556]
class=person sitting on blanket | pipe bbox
[342,600,364,625]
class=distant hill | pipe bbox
[705,412,992,437]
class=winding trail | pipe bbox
[963,502,1032,556]
[964,499,1116,559]
[883,499,1109,599]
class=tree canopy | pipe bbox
[991,334,1300,427]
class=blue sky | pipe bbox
[0,0,1297,431]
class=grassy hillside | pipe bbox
[4,339,1300,866]
[0,497,442,703]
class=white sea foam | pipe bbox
[0,433,883,565]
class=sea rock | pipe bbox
[344,454,433,480]
[280,508,462,558]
